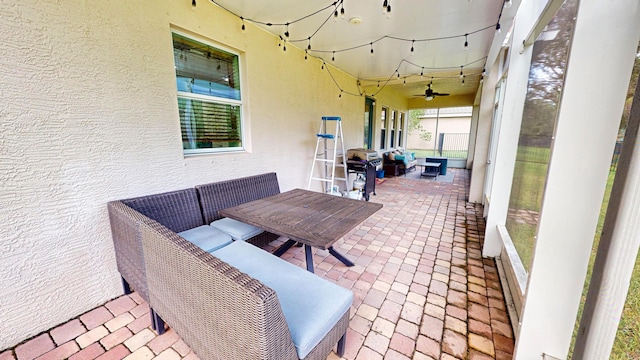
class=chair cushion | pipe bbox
[212,241,353,359]
[178,225,233,252]
[210,217,264,241]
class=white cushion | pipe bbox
[210,217,264,241]
[178,225,233,252]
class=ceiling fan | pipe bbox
[414,82,450,101]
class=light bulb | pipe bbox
[504,0,512,8]
[370,43,374,57]
[495,23,502,35]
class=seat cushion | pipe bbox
[210,217,264,241]
[178,225,233,252]
[212,241,353,359]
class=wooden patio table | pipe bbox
[219,188,383,273]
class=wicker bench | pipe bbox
[107,173,351,359]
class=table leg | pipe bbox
[328,246,355,267]
[273,239,297,257]
[304,245,315,273]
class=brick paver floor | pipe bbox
[1,169,514,360]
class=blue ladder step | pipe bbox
[321,116,341,121]
[317,134,335,139]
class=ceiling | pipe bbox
[208,0,516,105]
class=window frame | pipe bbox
[172,30,246,156]
[380,107,388,150]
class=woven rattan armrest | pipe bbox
[107,200,155,302]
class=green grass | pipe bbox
[503,145,640,356]
[407,148,468,159]
[570,170,640,358]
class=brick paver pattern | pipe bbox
[1,169,514,360]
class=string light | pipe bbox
[339,90,343,98]
[207,0,498,99]
[332,51,335,61]
[464,34,468,50]
[304,50,308,60]
[504,0,512,8]
[192,0,196,7]
[403,77,406,86]
[462,75,466,85]
[334,7,339,21]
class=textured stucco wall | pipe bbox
[0,0,366,349]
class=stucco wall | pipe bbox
[0,0,374,349]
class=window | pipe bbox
[380,107,388,149]
[364,98,375,149]
[505,0,578,272]
[172,32,243,154]
[390,110,397,148]
[398,112,405,147]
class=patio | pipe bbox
[1,168,514,360]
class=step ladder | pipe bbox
[307,116,349,194]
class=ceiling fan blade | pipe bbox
[433,92,450,96]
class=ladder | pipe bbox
[307,116,349,194]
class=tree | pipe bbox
[408,109,433,143]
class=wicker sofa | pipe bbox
[383,150,417,177]
[107,173,352,360]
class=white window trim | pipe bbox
[172,29,247,156]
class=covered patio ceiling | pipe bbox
[208,0,517,104]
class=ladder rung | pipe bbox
[314,159,335,163]
[321,116,341,121]
[311,177,347,182]
[316,134,335,139]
